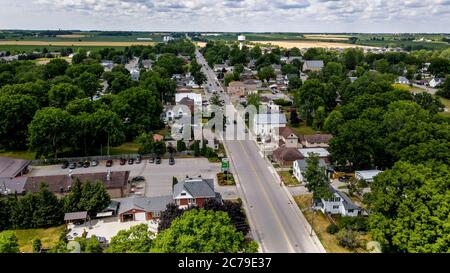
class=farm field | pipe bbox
[0,40,155,47]
[252,40,377,49]
[303,34,350,41]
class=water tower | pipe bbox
[238,35,246,50]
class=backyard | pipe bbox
[10,225,66,253]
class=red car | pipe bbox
[120,158,126,165]
[106,159,113,167]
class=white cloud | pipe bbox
[0,0,447,32]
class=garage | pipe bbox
[134,212,146,221]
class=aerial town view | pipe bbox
[0,0,448,269]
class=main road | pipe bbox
[195,49,325,253]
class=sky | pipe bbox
[0,0,449,33]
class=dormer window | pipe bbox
[181,192,186,196]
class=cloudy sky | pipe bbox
[0,0,449,32]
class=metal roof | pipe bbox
[115,195,173,215]
[64,211,88,221]
[0,157,30,179]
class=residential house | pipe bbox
[0,177,27,196]
[173,177,221,209]
[429,78,444,88]
[100,60,114,71]
[253,113,287,137]
[302,60,324,72]
[271,147,304,167]
[396,76,410,85]
[178,97,195,114]
[293,158,327,183]
[313,187,361,217]
[227,81,247,97]
[213,64,226,73]
[299,134,333,148]
[116,195,174,222]
[130,69,140,81]
[355,170,383,183]
[278,127,299,148]
[272,64,282,75]
[349,76,358,83]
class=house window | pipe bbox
[348,209,354,213]
[332,205,340,209]
[189,198,196,204]
[153,211,160,217]
[181,192,186,196]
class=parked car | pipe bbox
[69,162,77,169]
[83,161,90,168]
[149,157,155,163]
[339,175,351,182]
[120,158,126,165]
[169,157,175,165]
[61,161,69,169]
[131,176,145,182]
[77,161,84,168]
[106,159,113,167]
[135,156,142,164]
[156,157,162,164]
[91,160,98,167]
[128,158,134,165]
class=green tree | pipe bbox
[63,180,83,213]
[32,184,63,228]
[436,77,450,99]
[44,58,69,79]
[0,231,19,253]
[152,209,252,253]
[112,87,163,138]
[153,141,167,157]
[176,140,187,152]
[336,229,360,249]
[48,83,84,108]
[302,154,332,199]
[288,76,302,91]
[312,106,326,130]
[108,224,153,253]
[0,94,38,149]
[77,72,101,99]
[28,107,73,158]
[137,132,154,155]
[247,93,261,111]
[32,238,42,253]
[85,236,102,253]
[257,66,275,83]
[296,79,326,126]
[368,162,450,253]
[323,110,344,135]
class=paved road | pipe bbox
[196,49,324,253]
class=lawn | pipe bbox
[11,225,66,253]
[109,141,140,155]
[0,150,36,160]
[294,195,354,253]
[278,171,300,186]
[217,172,236,186]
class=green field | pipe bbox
[0,44,128,53]
[9,225,66,253]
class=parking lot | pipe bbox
[29,158,238,199]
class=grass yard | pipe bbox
[294,195,362,253]
[11,225,66,253]
[291,124,319,135]
[0,150,36,160]
[278,171,300,186]
[109,141,140,155]
[217,172,236,186]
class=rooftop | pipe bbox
[0,157,31,179]
[255,113,287,125]
[298,148,330,158]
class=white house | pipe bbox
[253,113,287,137]
[355,170,383,183]
[130,69,140,81]
[313,187,361,217]
[429,78,444,88]
[293,158,327,183]
[395,76,410,85]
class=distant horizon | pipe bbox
[1,29,449,35]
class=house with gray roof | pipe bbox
[302,60,324,72]
[253,113,287,137]
[293,158,328,183]
[0,177,27,196]
[115,195,174,222]
[173,177,221,209]
[313,186,361,217]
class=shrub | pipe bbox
[326,224,339,234]
[336,228,360,249]
[338,216,368,232]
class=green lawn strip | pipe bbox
[278,171,300,186]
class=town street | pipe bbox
[195,49,325,253]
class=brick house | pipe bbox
[116,195,174,222]
[173,177,221,209]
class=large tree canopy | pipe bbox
[368,162,450,253]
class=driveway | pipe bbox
[67,217,159,242]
